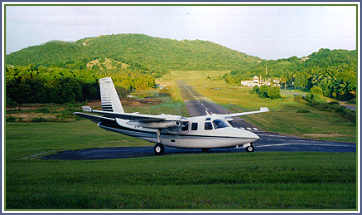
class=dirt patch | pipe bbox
[8,113,58,122]
[138,98,161,105]
[86,100,101,108]
[7,104,47,111]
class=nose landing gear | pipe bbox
[245,143,255,152]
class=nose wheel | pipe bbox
[245,144,255,152]
[154,143,164,155]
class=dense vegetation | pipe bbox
[224,49,357,101]
[5,64,155,105]
[6,34,261,77]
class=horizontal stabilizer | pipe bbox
[90,109,182,123]
[73,112,115,123]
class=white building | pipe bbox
[240,76,280,87]
[240,76,260,87]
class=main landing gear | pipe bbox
[154,129,164,155]
[154,143,164,155]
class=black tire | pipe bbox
[246,145,254,152]
[154,143,164,155]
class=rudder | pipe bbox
[99,77,124,113]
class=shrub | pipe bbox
[310,86,323,95]
[259,85,269,98]
[296,109,311,113]
[251,85,259,94]
[31,117,48,122]
[256,85,281,99]
[6,116,17,122]
[6,97,17,107]
[267,86,281,99]
[304,93,323,105]
[36,107,51,113]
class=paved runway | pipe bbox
[44,82,356,160]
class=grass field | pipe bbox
[159,70,357,143]
[5,120,357,210]
[5,71,358,210]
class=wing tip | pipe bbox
[260,107,269,112]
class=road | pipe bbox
[44,82,355,160]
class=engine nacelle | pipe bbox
[127,120,181,129]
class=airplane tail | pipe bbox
[99,77,124,113]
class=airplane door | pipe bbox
[181,121,190,133]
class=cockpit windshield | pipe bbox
[212,119,229,129]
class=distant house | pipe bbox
[240,76,260,87]
[301,56,309,62]
[240,76,280,87]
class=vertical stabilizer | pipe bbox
[99,77,124,113]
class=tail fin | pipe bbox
[99,77,124,113]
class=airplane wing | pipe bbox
[216,107,269,119]
[78,106,182,123]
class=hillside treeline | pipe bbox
[6,34,261,77]
[224,49,357,101]
[6,64,155,105]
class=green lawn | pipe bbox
[5,121,357,210]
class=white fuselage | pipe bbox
[98,115,260,149]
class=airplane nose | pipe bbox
[233,128,259,140]
[247,131,260,140]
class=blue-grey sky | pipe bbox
[6,5,357,59]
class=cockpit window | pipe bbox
[181,121,189,131]
[204,122,213,130]
[212,119,229,129]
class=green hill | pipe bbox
[6,34,261,77]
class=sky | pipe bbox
[5,5,357,59]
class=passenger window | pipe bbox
[191,122,198,130]
[212,119,229,129]
[204,122,213,130]
[181,121,189,131]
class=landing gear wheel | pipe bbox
[154,143,164,155]
[246,145,254,152]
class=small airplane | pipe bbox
[74,77,269,155]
